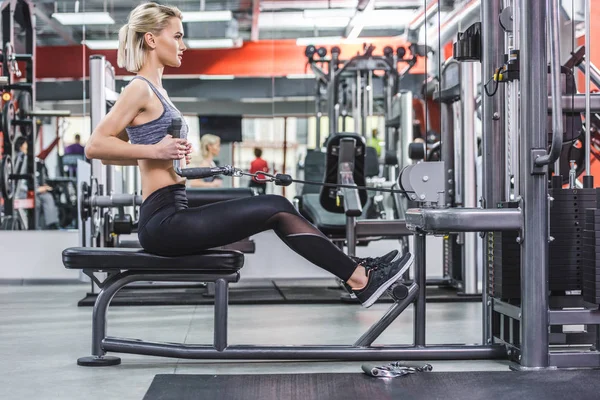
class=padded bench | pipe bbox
[63,247,244,366]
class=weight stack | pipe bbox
[491,202,521,299]
[549,188,600,292]
[582,208,600,304]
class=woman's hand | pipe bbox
[185,142,192,164]
[153,135,189,160]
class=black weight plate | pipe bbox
[2,100,15,144]
[1,154,14,199]
[17,91,31,119]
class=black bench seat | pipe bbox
[62,247,244,273]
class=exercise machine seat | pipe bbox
[62,247,244,273]
[300,150,327,195]
[301,194,347,235]
[301,194,373,237]
[186,188,254,208]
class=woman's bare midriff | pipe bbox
[138,159,186,201]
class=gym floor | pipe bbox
[0,283,509,400]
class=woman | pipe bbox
[84,2,412,308]
[189,134,223,188]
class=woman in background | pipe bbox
[189,133,223,188]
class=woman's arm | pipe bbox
[85,80,187,162]
[99,129,139,165]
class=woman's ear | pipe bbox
[144,32,156,49]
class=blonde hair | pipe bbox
[117,2,183,73]
[200,134,220,159]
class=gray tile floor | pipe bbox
[0,284,510,400]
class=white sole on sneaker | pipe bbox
[348,251,402,299]
[349,251,404,300]
[361,252,414,308]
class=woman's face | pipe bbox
[154,17,186,68]
[209,141,221,156]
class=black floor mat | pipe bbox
[143,371,600,400]
[78,282,480,307]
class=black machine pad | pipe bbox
[320,133,368,213]
[62,247,244,273]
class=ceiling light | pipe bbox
[198,75,235,80]
[186,38,242,49]
[286,74,316,79]
[296,36,344,46]
[182,11,233,22]
[81,40,119,49]
[52,12,114,25]
[259,12,348,30]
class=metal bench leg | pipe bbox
[354,283,419,347]
[214,278,229,351]
[78,272,138,366]
[414,233,427,347]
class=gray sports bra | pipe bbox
[125,76,189,145]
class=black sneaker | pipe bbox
[352,252,414,308]
[343,250,401,299]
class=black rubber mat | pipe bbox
[143,371,600,400]
[78,282,480,307]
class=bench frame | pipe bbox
[77,236,506,366]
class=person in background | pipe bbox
[14,137,60,229]
[368,128,382,157]
[249,147,268,195]
[189,133,223,188]
[64,134,85,155]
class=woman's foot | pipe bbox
[343,250,400,298]
[352,252,414,308]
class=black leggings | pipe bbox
[138,184,358,281]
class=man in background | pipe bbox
[249,147,269,195]
[64,133,85,155]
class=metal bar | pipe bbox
[460,62,479,295]
[399,91,413,169]
[214,279,228,351]
[355,73,362,134]
[585,0,591,176]
[101,339,506,361]
[493,299,521,321]
[481,0,506,345]
[440,100,455,207]
[89,56,107,193]
[535,0,563,167]
[90,194,143,207]
[29,109,72,117]
[548,309,600,325]
[328,65,337,135]
[405,208,521,232]
[549,352,600,368]
[547,94,600,112]
[355,220,412,236]
[519,0,550,369]
[354,283,419,347]
[346,216,356,257]
[414,234,426,346]
[91,272,141,356]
